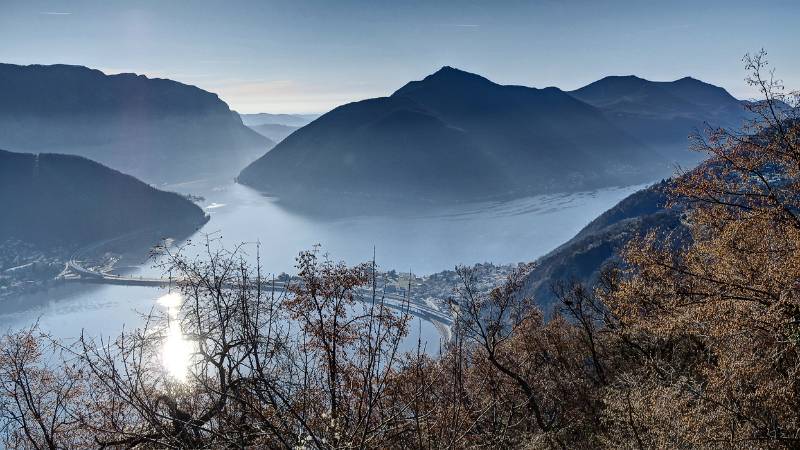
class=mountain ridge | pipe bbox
[0,63,273,185]
[568,74,750,163]
[239,66,668,203]
[521,179,687,310]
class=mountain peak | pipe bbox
[594,74,650,85]
[432,65,466,75]
[569,75,655,100]
[424,66,493,83]
[670,75,726,91]
[392,66,495,97]
[671,76,722,90]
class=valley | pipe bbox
[0,178,649,345]
[0,63,749,348]
[0,2,795,446]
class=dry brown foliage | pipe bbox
[604,50,800,447]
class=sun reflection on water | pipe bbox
[157,293,194,382]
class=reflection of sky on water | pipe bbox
[180,181,648,276]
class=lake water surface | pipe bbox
[0,181,649,346]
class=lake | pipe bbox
[0,180,649,347]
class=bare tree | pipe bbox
[0,325,84,449]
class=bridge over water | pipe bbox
[59,259,454,340]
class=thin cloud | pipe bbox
[440,23,480,28]
[40,11,72,15]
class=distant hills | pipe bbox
[0,149,208,247]
[0,64,273,185]
[569,75,750,164]
[238,67,669,203]
[240,113,319,143]
[248,123,301,143]
[0,63,752,202]
[239,113,319,127]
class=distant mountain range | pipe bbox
[569,75,751,165]
[240,113,319,143]
[239,113,319,127]
[248,123,301,143]
[0,62,756,207]
[0,148,208,247]
[0,64,273,185]
[239,67,673,203]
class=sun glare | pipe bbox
[157,292,183,309]
[157,292,194,382]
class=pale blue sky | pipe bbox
[1,0,798,113]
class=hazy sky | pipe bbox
[1,0,798,113]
